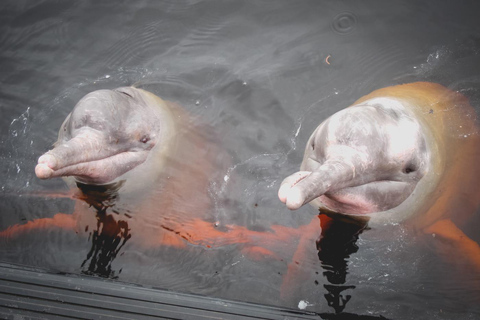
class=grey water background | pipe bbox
[1,1,480,319]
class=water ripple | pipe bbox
[331,12,357,35]
[0,2,74,54]
[350,42,409,92]
[100,21,175,68]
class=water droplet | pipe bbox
[195,100,200,106]
[242,81,247,86]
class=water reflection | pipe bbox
[77,182,131,278]
[316,211,388,319]
[1,1,480,318]
[320,311,389,320]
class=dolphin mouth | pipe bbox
[35,150,148,185]
[321,180,415,215]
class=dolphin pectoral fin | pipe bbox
[145,231,188,249]
[0,213,76,239]
[424,219,480,271]
[240,246,278,261]
[279,171,326,210]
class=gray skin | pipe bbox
[278,97,430,215]
[35,87,176,185]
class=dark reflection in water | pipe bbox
[76,182,131,278]
[315,211,387,319]
[320,312,389,320]
[1,1,480,318]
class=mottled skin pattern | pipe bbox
[35,87,174,185]
[6,87,223,248]
[21,87,297,250]
[279,94,429,215]
[1,84,479,302]
[2,87,311,285]
[279,83,480,297]
[280,82,479,224]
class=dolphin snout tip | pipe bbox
[35,154,57,179]
[279,181,306,210]
[37,154,57,168]
[284,188,305,210]
[278,184,289,203]
[35,163,54,179]
[286,200,303,211]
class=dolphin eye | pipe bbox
[403,165,416,174]
[116,89,133,98]
[140,135,150,144]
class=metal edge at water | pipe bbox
[0,262,320,320]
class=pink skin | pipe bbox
[279,98,429,214]
[35,87,160,185]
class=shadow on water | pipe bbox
[76,181,131,279]
[315,211,390,320]
[320,312,389,320]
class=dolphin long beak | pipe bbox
[279,159,360,210]
[36,131,108,178]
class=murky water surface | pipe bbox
[1,1,480,319]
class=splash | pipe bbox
[2,107,32,191]
[298,300,314,310]
[9,107,30,138]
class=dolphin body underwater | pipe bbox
[9,87,232,249]
[279,82,480,292]
[1,87,308,276]
[1,82,479,302]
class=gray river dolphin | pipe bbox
[1,83,478,305]
[280,89,429,215]
[279,83,480,294]
[279,82,480,227]
[35,87,178,186]
[17,87,309,260]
